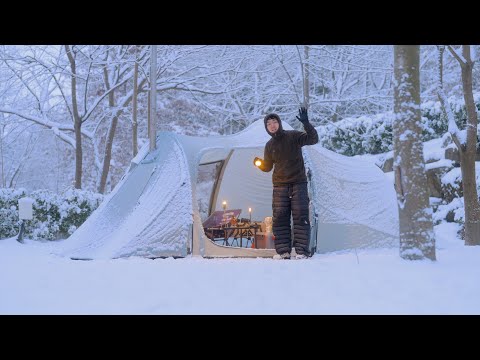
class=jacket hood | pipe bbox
[264,113,284,137]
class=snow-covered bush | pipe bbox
[318,113,394,156]
[29,189,62,240]
[58,189,104,236]
[0,188,28,238]
[0,188,103,240]
[432,197,465,226]
[318,95,480,156]
[431,165,480,225]
[440,167,464,203]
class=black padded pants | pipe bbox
[272,182,310,256]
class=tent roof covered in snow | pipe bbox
[64,119,399,260]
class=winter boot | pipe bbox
[273,252,291,260]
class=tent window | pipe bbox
[197,161,223,223]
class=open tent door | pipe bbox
[212,147,272,222]
[199,146,277,257]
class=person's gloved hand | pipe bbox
[253,157,263,167]
[296,107,309,125]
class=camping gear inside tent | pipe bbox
[63,119,399,260]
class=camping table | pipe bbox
[206,224,260,248]
[222,224,259,247]
[206,224,259,247]
[206,226,229,246]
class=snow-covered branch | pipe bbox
[0,107,94,147]
[447,45,467,66]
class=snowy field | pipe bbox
[1,222,479,315]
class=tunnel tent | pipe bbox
[63,119,399,260]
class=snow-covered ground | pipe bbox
[1,222,479,315]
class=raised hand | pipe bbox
[296,107,309,124]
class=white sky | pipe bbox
[1,221,479,314]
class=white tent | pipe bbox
[64,119,399,259]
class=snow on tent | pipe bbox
[63,119,399,260]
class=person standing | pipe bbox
[254,107,319,259]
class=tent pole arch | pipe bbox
[209,150,233,216]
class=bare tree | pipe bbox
[132,47,139,157]
[6,132,39,188]
[64,45,84,188]
[437,45,480,246]
[97,46,151,194]
[98,45,230,192]
[0,119,4,188]
[0,45,151,192]
[98,48,121,194]
[149,45,157,151]
[393,45,436,260]
[0,46,131,189]
[303,45,310,108]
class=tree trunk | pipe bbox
[459,45,480,245]
[149,45,157,151]
[98,88,118,194]
[393,45,436,260]
[65,45,83,189]
[0,122,4,188]
[304,45,310,108]
[98,66,149,194]
[97,60,120,195]
[147,90,150,138]
[74,120,83,189]
[436,45,445,88]
[132,54,139,158]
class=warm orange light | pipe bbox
[255,160,262,167]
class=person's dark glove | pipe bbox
[253,157,263,167]
[296,107,309,125]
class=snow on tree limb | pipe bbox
[437,89,463,149]
[435,45,463,150]
[0,107,93,147]
[447,45,467,66]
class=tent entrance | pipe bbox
[196,147,277,257]
[195,147,319,257]
[197,155,274,251]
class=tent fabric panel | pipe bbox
[305,145,399,252]
[67,134,192,259]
